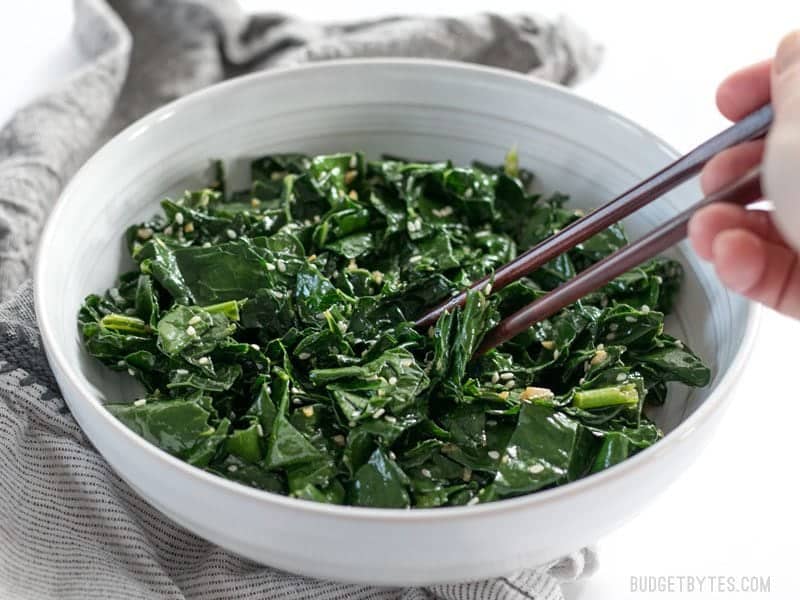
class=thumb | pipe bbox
[764,31,800,250]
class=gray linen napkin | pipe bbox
[0,1,601,598]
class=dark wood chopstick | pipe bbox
[474,167,763,355]
[414,103,774,329]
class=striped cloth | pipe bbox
[0,1,601,598]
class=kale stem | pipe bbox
[573,383,639,410]
[203,300,241,321]
[100,313,150,335]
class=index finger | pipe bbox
[716,59,772,121]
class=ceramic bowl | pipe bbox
[34,59,757,585]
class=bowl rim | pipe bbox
[33,57,761,522]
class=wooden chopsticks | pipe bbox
[414,103,774,353]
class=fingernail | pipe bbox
[775,31,800,74]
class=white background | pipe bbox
[2,1,799,598]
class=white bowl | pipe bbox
[34,59,757,586]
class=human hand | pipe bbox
[688,31,800,318]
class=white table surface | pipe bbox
[3,2,799,598]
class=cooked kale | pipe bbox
[79,151,710,508]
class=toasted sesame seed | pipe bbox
[528,464,545,474]
[137,227,153,240]
[590,349,608,366]
[185,325,197,336]
[467,496,480,506]
[250,343,260,351]
[307,254,317,262]
[276,259,286,272]
[520,387,553,401]
[227,464,238,473]
[487,450,500,460]
[298,352,311,360]
[226,229,237,239]
[133,398,147,407]
[421,468,432,478]
[371,270,384,285]
[301,406,314,417]
[250,197,261,208]
[333,434,346,446]
[641,304,651,314]
[500,372,514,381]
[373,408,386,419]
[188,315,202,325]
[616,372,627,382]
[183,222,195,233]
[348,190,358,200]
[388,376,398,385]
[498,391,510,400]
[344,169,358,185]
[427,327,435,339]
[541,340,555,350]
[501,454,509,463]
[174,212,184,225]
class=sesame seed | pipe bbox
[486,419,497,426]
[337,321,348,334]
[307,254,317,262]
[388,450,397,460]
[185,325,197,336]
[483,283,492,296]
[501,455,509,463]
[616,372,627,382]
[174,212,184,225]
[504,380,516,389]
[349,155,358,168]
[421,468,432,478]
[490,371,500,384]
[117,360,126,367]
[227,464,238,473]
[183,222,195,233]
[609,323,619,332]
[500,372,514,381]
[256,424,264,437]
[427,327,435,339]
[606,332,616,341]
[348,420,356,428]
[188,315,201,325]
[541,340,555,350]
[127,368,136,377]
[333,434,346,446]
[137,227,153,240]
[553,349,561,360]
[344,169,358,185]
[263,216,275,229]
[265,262,276,271]
[250,197,261,208]
[432,205,454,218]
[298,352,311,360]
[625,316,637,323]
[202,242,212,248]
[467,496,480,506]
[373,408,386,419]
[272,290,284,299]
[226,229,237,239]
[675,340,684,349]
[348,190,358,200]
[590,349,608,366]
[133,398,147,407]
[498,391,510,400]
[301,406,314,417]
[464,188,474,199]
[654,275,663,284]
[462,468,472,482]
[388,376,398,385]
[400,359,413,368]
[250,343,260,351]
[292,397,302,405]
[597,344,605,351]
[163,225,174,235]
[487,450,500,460]
[408,255,422,263]
[372,270,384,285]
[641,304,651,314]
[175,369,189,375]
[528,464,545,474]
[276,259,286,272]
